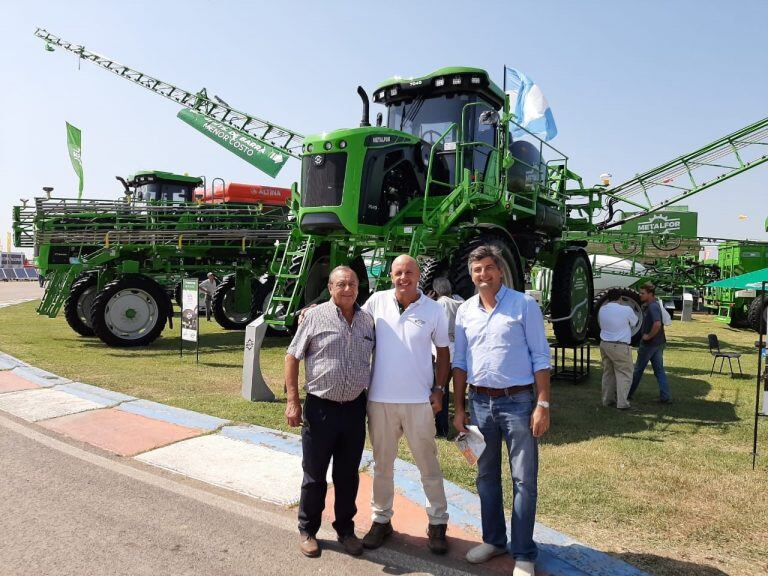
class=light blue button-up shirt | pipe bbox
[453,285,551,387]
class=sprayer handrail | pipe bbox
[422,122,458,223]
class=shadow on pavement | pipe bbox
[616,552,730,576]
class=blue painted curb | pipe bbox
[12,366,70,387]
[118,399,230,431]
[0,351,25,370]
[57,382,136,407]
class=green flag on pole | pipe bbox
[66,122,84,199]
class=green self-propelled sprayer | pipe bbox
[13,168,293,346]
[265,67,592,347]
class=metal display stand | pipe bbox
[180,277,200,364]
[549,339,591,383]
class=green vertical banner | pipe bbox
[66,122,84,199]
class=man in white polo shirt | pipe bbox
[598,289,640,410]
[360,254,452,555]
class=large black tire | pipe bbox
[588,287,643,346]
[551,249,594,345]
[211,275,277,331]
[729,300,750,328]
[212,276,256,330]
[64,274,98,337]
[90,275,170,347]
[418,257,449,295]
[747,295,768,334]
[448,233,524,300]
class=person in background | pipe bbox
[452,244,551,576]
[431,277,462,437]
[629,282,671,403]
[597,289,639,410]
[284,266,374,558]
[198,273,217,321]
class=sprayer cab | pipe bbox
[297,67,506,236]
[128,170,203,203]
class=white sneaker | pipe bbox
[466,542,506,564]
[512,559,536,576]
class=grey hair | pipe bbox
[432,277,452,297]
[328,265,358,285]
[467,244,503,272]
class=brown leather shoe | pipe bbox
[299,533,320,558]
[362,521,393,549]
[338,534,364,556]
[427,523,448,555]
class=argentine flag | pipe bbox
[505,67,558,141]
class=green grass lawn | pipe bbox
[1,301,767,576]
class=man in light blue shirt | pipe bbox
[453,244,551,576]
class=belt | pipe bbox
[469,384,533,397]
[602,340,629,345]
[306,391,366,405]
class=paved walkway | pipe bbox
[0,290,648,576]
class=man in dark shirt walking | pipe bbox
[628,282,671,403]
[285,265,375,558]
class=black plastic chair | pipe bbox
[708,334,742,377]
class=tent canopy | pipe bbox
[707,267,768,290]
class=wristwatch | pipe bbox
[536,400,550,409]
[432,386,445,393]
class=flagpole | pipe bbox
[502,64,507,92]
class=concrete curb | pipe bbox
[0,347,648,576]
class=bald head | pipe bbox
[390,254,420,305]
[391,254,419,271]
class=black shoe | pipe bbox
[338,534,364,556]
[362,521,393,549]
[427,524,448,555]
[657,397,672,404]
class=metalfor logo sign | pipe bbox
[621,211,698,237]
[637,214,681,234]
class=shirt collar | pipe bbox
[331,300,360,318]
[390,289,424,310]
[475,284,509,309]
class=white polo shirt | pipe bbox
[362,289,450,403]
[598,301,639,344]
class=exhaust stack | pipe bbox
[357,86,370,127]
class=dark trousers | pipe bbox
[298,392,367,538]
[204,294,213,320]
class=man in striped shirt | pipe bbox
[285,266,375,559]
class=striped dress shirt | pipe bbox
[287,300,375,402]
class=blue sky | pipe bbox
[2,0,766,257]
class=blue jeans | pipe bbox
[629,343,670,400]
[470,388,538,561]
